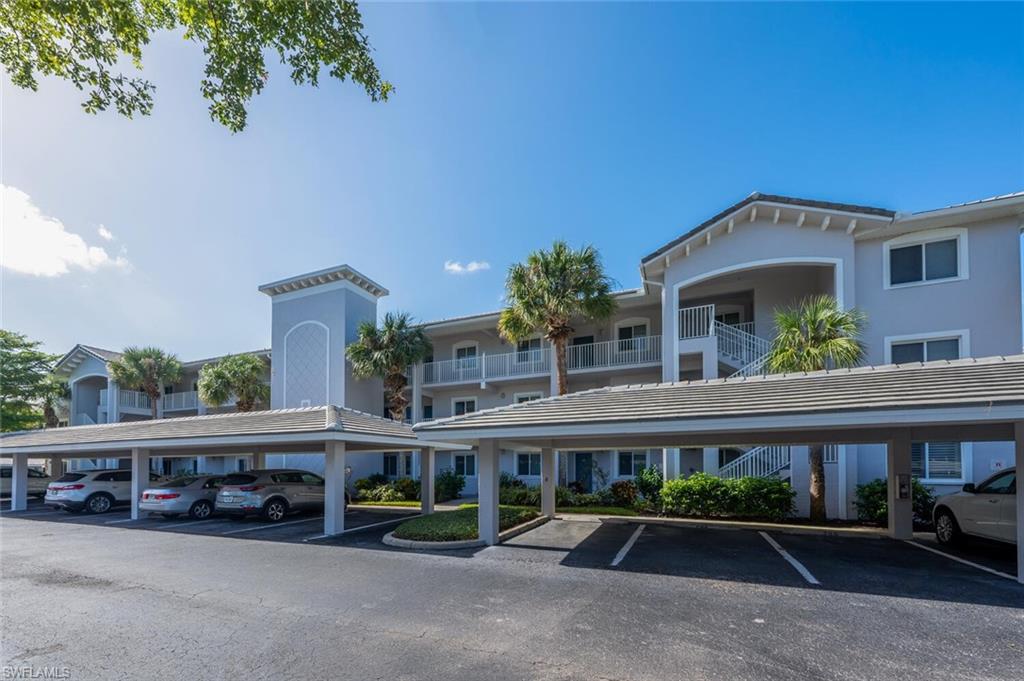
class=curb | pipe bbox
[498,515,550,541]
[382,531,484,550]
[557,513,887,539]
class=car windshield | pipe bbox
[159,477,200,488]
[55,473,87,483]
[222,474,258,486]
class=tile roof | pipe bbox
[415,355,1024,432]
[258,264,388,298]
[0,405,416,449]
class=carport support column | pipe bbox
[420,447,435,515]
[478,439,500,545]
[886,432,913,540]
[10,453,29,511]
[541,447,556,518]
[251,451,266,470]
[1015,422,1024,584]
[130,448,150,520]
[324,441,347,536]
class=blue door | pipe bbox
[575,453,593,492]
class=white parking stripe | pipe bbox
[759,531,820,585]
[611,524,646,567]
[220,516,324,535]
[104,517,139,524]
[904,540,1017,581]
[304,514,424,541]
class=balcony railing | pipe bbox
[566,336,662,371]
[118,389,151,411]
[679,304,716,339]
[162,390,199,411]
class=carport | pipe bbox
[413,355,1024,583]
[0,405,466,536]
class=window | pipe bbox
[28,468,48,478]
[514,392,542,404]
[516,337,542,363]
[383,454,399,477]
[453,398,476,416]
[301,473,324,486]
[202,477,224,490]
[617,322,648,352]
[886,332,966,364]
[164,385,174,395]
[423,405,433,420]
[517,453,541,476]
[977,471,1015,495]
[454,454,476,477]
[0,468,9,478]
[617,451,647,477]
[271,472,304,484]
[911,442,963,481]
[884,229,967,288]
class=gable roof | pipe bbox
[258,264,388,298]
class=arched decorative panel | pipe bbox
[283,321,329,408]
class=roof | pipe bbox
[54,344,272,375]
[909,190,1024,216]
[418,288,648,330]
[415,354,1024,434]
[180,349,270,369]
[0,405,417,451]
[258,264,388,298]
[641,192,896,264]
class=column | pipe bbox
[886,431,913,540]
[702,448,719,476]
[155,383,164,419]
[107,380,119,423]
[420,447,435,515]
[324,441,347,536]
[10,453,29,511]
[478,440,501,545]
[411,363,423,423]
[661,448,679,480]
[251,451,266,470]
[541,447,556,518]
[1014,422,1023,584]
[46,457,61,477]
[130,448,150,520]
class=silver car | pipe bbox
[215,469,325,522]
[45,469,165,514]
[140,475,226,520]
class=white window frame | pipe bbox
[516,452,542,477]
[514,335,544,364]
[614,317,651,340]
[451,340,479,360]
[513,391,543,404]
[882,227,969,290]
[883,329,970,364]
[454,453,477,478]
[911,442,972,485]
[451,396,477,417]
[615,450,649,478]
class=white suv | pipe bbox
[1,465,51,498]
[933,467,1016,546]
[45,469,164,514]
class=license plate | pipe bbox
[221,495,238,503]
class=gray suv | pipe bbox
[215,469,325,522]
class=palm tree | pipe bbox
[347,312,433,421]
[107,347,182,420]
[197,353,270,412]
[41,377,70,428]
[765,294,866,522]
[498,241,617,396]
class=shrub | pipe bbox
[729,476,796,522]
[500,471,525,488]
[392,477,420,501]
[567,481,586,495]
[602,477,634,503]
[354,474,388,493]
[661,473,795,520]
[854,478,936,527]
[635,466,663,504]
[499,485,540,506]
[434,468,466,503]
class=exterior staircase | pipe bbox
[713,321,771,378]
[719,444,840,480]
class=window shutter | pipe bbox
[927,442,962,479]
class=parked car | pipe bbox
[1,465,51,498]
[45,469,165,514]
[215,469,325,522]
[933,467,1016,546]
[140,475,226,520]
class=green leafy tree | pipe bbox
[347,312,432,421]
[41,376,71,428]
[498,241,617,396]
[0,330,58,431]
[764,294,866,522]
[0,0,392,132]
[197,353,269,412]
[107,346,182,420]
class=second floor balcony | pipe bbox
[99,389,206,415]
[420,336,662,387]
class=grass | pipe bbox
[393,505,540,542]
[350,500,423,508]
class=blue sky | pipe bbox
[3,2,1022,359]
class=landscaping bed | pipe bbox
[392,505,540,542]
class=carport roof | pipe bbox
[0,405,451,454]
[414,355,1024,444]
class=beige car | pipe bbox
[215,469,325,522]
[934,467,1016,545]
[1,465,51,498]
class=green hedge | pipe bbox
[854,478,935,527]
[661,473,795,521]
[392,506,540,542]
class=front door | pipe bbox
[575,453,593,492]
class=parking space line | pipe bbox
[104,517,139,524]
[304,513,424,541]
[759,531,820,585]
[610,524,645,567]
[903,540,1017,582]
[220,516,324,535]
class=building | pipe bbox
[55,191,1024,516]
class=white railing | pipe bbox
[567,335,662,371]
[715,321,771,368]
[719,446,791,479]
[98,389,108,409]
[679,304,716,339]
[485,349,550,380]
[731,321,756,336]
[422,356,484,385]
[118,389,151,411]
[162,390,198,411]
[823,444,840,464]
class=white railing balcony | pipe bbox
[715,320,771,368]
[422,356,485,385]
[731,321,756,336]
[679,304,716,339]
[162,390,199,411]
[485,349,551,381]
[118,389,151,411]
[566,336,662,372]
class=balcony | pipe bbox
[420,336,662,387]
[678,304,770,376]
[98,389,202,414]
[162,390,199,412]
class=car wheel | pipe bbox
[84,493,113,514]
[261,498,288,522]
[934,508,963,546]
[189,500,213,520]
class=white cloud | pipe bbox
[444,260,491,275]
[97,225,114,241]
[1,185,131,277]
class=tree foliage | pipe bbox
[197,353,269,412]
[107,346,182,419]
[0,0,392,132]
[347,312,432,421]
[0,330,58,431]
[498,241,617,395]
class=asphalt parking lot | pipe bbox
[2,510,1021,680]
